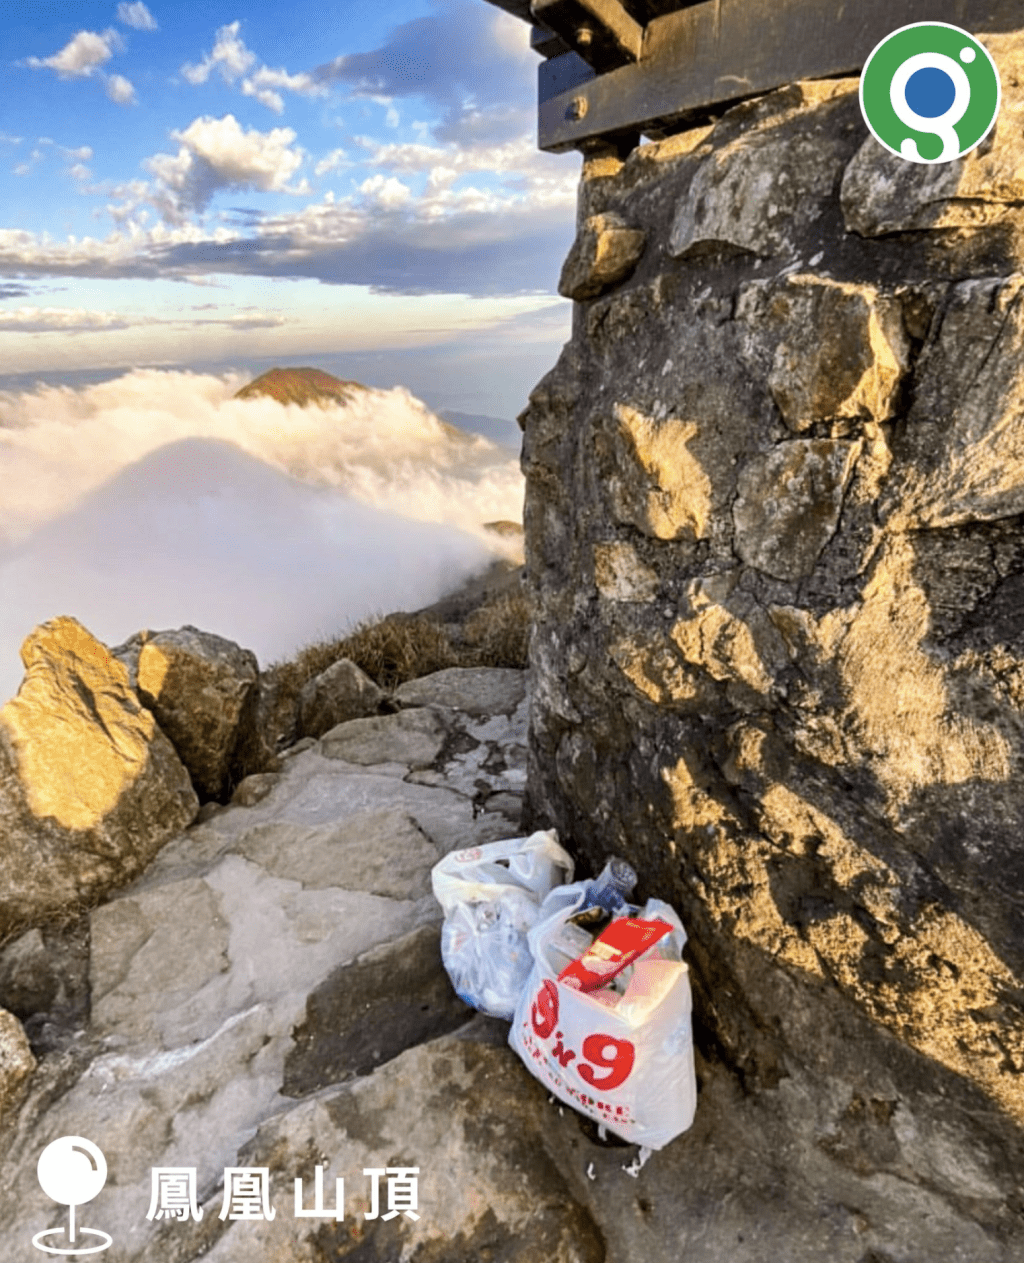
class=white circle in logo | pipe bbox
[37,1137,107,1207]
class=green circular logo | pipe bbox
[859,22,1000,163]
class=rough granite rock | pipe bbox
[282,922,474,1096]
[298,656,385,739]
[131,1037,607,1263]
[732,438,861,580]
[0,918,91,1054]
[668,83,858,259]
[0,618,198,939]
[3,656,1016,1260]
[113,625,259,801]
[737,273,909,432]
[394,666,526,716]
[559,211,646,300]
[320,706,450,768]
[0,1008,34,1118]
[521,32,1024,1259]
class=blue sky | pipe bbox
[0,1,578,415]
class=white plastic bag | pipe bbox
[431,830,574,1020]
[509,880,697,1150]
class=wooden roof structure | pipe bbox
[485,0,1023,152]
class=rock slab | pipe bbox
[0,618,198,940]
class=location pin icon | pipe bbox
[34,1136,112,1255]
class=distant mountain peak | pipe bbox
[234,367,367,408]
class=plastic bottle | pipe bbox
[578,856,638,916]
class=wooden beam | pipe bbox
[538,0,1024,151]
[531,24,572,57]
[531,0,645,72]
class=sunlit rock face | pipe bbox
[522,33,1024,1255]
[113,625,260,802]
[0,617,198,939]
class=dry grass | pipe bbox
[270,612,460,701]
[253,580,531,761]
[276,580,531,695]
[461,584,531,669]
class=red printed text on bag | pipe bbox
[529,979,635,1091]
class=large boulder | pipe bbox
[394,666,526,716]
[0,618,198,940]
[521,33,1024,1258]
[113,625,259,801]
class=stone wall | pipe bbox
[522,32,1024,1246]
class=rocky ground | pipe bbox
[0,618,1010,1260]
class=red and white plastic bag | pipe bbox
[509,882,697,1150]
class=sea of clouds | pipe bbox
[0,369,524,703]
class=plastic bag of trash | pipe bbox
[509,877,697,1150]
[431,830,574,1020]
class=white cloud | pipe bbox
[358,175,412,210]
[173,308,289,330]
[0,369,522,701]
[314,0,536,146]
[0,307,132,333]
[359,135,531,174]
[181,21,326,112]
[117,2,158,31]
[219,310,287,329]
[105,73,137,105]
[0,142,577,292]
[241,66,327,115]
[314,148,351,177]
[25,27,136,105]
[143,114,307,222]
[10,143,95,180]
[0,303,288,336]
[12,148,44,177]
[27,28,122,79]
[0,43,578,299]
[181,21,255,85]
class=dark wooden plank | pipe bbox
[531,24,573,58]
[532,0,644,71]
[484,0,714,33]
[538,0,1024,151]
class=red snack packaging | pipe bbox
[557,916,672,992]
